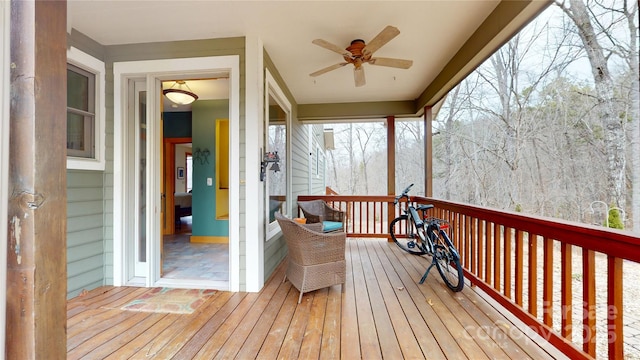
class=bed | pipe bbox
[174,192,192,229]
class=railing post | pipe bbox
[424,106,432,197]
[387,116,395,241]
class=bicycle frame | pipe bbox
[391,184,464,292]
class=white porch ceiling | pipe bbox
[68,1,550,111]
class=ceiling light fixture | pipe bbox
[163,80,198,105]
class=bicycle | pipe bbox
[389,184,464,292]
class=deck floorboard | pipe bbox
[67,238,567,359]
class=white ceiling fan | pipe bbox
[309,25,413,87]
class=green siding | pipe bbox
[67,170,105,299]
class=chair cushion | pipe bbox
[322,221,343,232]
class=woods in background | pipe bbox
[325,0,639,231]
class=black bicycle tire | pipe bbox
[389,215,427,255]
[432,231,464,292]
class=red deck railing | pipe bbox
[297,194,640,360]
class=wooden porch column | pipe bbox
[7,1,67,358]
[424,106,433,197]
[387,115,395,241]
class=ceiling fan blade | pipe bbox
[354,66,365,87]
[312,39,352,57]
[362,25,400,56]
[309,62,348,77]
[368,57,413,69]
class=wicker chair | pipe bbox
[275,212,346,303]
[297,199,345,232]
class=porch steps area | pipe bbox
[67,239,567,359]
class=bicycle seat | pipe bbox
[417,204,434,211]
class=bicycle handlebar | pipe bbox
[394,183,414,205]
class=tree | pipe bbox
[557,0,628,214]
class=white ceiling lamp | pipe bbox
[163,80,198,105]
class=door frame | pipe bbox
[113,56,240,290]
[164,137,192,235]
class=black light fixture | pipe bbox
[163,80,198,105]
[260,151,280,181]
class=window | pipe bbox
[315,146,324,177]
[66,47,105,170]
[264,70,291,240]
[67,64,95,158]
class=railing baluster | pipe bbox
[359,201,363,234]
[515,230,524,307]
[471,218,478,276]
[476,219,487,280]
[561,242,573,340]
[582,248,596,356]
[607,255,623,360]
[465,215,471,270]
[528,233,538,317]
[504,227,512,300]
[493,223,501,292]
[485,220,492,285]
[543,236,553,327]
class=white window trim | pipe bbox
[264,69,292,241]
[66,47,106,171]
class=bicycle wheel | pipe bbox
[432,230,464,292]
[390,214,427,255]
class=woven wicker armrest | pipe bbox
[301,211,322,224]
[323,202,345,222]
[301,222,323,232]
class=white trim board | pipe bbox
[113,55,240,291]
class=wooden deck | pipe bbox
[67,239,567,359]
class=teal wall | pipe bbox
[164,112,192,138]
[192,100,229,237]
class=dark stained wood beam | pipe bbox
[7,0,67,358]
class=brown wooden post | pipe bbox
[387,116,395,241]
[607,256,623,360]
[424,106,433,197]
[7,1,67,358]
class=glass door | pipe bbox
[134,80,148,277]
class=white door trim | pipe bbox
[113,55,240,291]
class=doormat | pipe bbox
[119,288,216,314]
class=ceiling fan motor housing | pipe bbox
[345,39,370,63]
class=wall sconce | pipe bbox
[260,151,280,181]
[193,147,210,165]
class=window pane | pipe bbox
[268,122,286,222]
[67,68,89,111]
[67,112,85,151]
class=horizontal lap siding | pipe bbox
[67,170,105,299]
